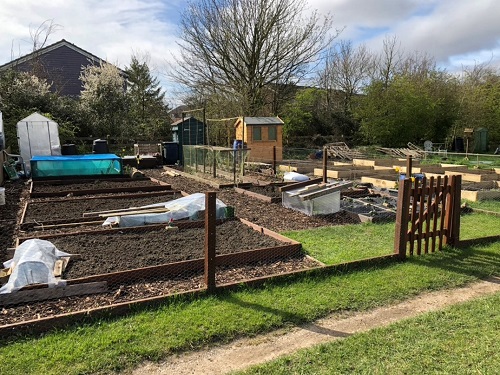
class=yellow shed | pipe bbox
[234,116,284,162]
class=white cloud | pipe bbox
[309,0,500,70]
[0,0,499,105]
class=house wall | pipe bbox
[10,45,96,97]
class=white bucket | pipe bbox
[0,187,5,205]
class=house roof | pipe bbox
[236,116,284,126]
[0,39,126,75]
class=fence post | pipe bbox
[204,192,217,292]
[272,146,276,175]
[322,146,328,183]
[394,178,412,259]
[212,150,217,179]
[406,155,413,176]
[448,175,462,247]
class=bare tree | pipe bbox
[319,40,373,115]
[373,35,404,88]
[170,0,337,115]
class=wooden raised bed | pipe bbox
[15,218,302,287]
[0,253,398,339]
[20,190,183,230]
[29,177,172,198]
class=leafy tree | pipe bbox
[0,69,79,152]
[455,65,500,146]
[171,0,336,115]
[126,56,170,140]
[281,88,326,139]
[79,62,129,138]
[357,71,457,147]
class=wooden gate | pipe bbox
[394,175,462,258]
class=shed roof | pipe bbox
[245,117,284,125]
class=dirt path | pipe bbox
[131,277,500,375]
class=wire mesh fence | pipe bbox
[1,145,499,333]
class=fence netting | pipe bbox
[1,145,498,331]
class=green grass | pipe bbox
[283,212,500,264]
[0,213,498,374]
[238,292,500,375]
[1,240,499,375]
[282,223,394,264]
[463,199,500,213]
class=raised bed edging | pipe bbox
[0,253,398,339]
[29,178,172,198]
[20,191,183,230]
[234,187,282,203]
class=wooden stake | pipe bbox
[204,192,216,292]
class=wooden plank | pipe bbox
[98,207,170,217]
[204,192,216,292]
[0,282,108,306]
[394,178,412,258]
[417,178,426,255]
[279,177,323,192]
[30,184,172,198]
[431,176,441,252]
[409,180,419,255]
[33,220,103,229]
[439,176,449,250]
[450,175,462,246]
[424,176,435,254]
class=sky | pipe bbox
[0,0,499,106]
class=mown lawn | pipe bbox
[238,292,500,375]
[283,211,500,264]
[0,213,498,375]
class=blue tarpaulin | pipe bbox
[31,154,122,178]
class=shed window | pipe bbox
[252,126,262,141]
[268,126,277,141]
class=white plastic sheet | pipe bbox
[283,171,310,182]
[103,193,228,227]
[0,239,71,294]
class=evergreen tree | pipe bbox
[126,56,170,140]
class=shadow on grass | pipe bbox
[223,293,352,338]
[406,243,500,280]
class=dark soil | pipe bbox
[146,169,359,232]
[0,256,319,326]
[49,220,287,279]
[243,184,282,198]
[24,192,182,222]
[0,180,28,256]
[0,169,356,327]
[31,178,161,193]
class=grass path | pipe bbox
[132,276,500,375]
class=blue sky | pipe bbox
[1,0,499,106]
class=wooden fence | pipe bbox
[394,175,462,258]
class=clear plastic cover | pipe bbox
[103,193,228,227]
[1,239,71,294]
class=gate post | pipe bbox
[447,175,462,247]
[204,192,217,292]
[394,178,412,259]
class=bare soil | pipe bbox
[23,192,183,223]
[1,174,324,326]
[49,220,288,279]
[31,178,160,193]
[145,168,359,232]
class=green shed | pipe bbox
[170,116,206,164]
[474,127,488,153]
